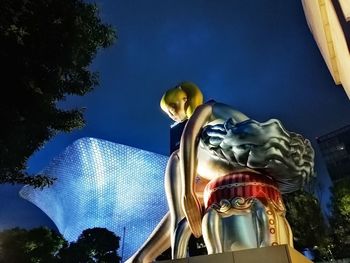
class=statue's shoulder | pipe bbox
[205,99,216,105]
[199,100,248,122]
[205,99,234,108]
[210,101,250,122]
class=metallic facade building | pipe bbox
[20,137,169,260]
[317,125,350,182]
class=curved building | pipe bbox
[20,137,168,260]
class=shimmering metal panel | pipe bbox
[20,137,168,260]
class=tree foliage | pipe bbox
[58,227,121,263]
[328,178,350,259]
[0,227,121,263]
[283,190,329,258]
[0,0,116,188]
[0,227,67,263]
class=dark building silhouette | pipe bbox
[317,125,350,182]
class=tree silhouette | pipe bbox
[0,0,116,188]
[0,227,67,263]
[329,178,350,259]
[58,227,121,263]
[283,190,329,259]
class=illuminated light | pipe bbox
[19,137,169,260]
[338,145,345,150]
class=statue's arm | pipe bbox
[180,103,213,238]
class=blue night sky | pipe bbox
[1,0,350,231]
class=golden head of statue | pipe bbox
[160,82,203,122]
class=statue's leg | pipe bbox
[202,207,223,254]
[173,217,191,258]
[164,151,191,259]
[252,199,270,247]
[221,199,268,251]
[202,199,273,253]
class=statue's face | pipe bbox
[166,92,188,122]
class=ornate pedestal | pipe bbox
[157,245,312,263]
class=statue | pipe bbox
[126,82,314,263]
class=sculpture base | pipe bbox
[157,245,312,263]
